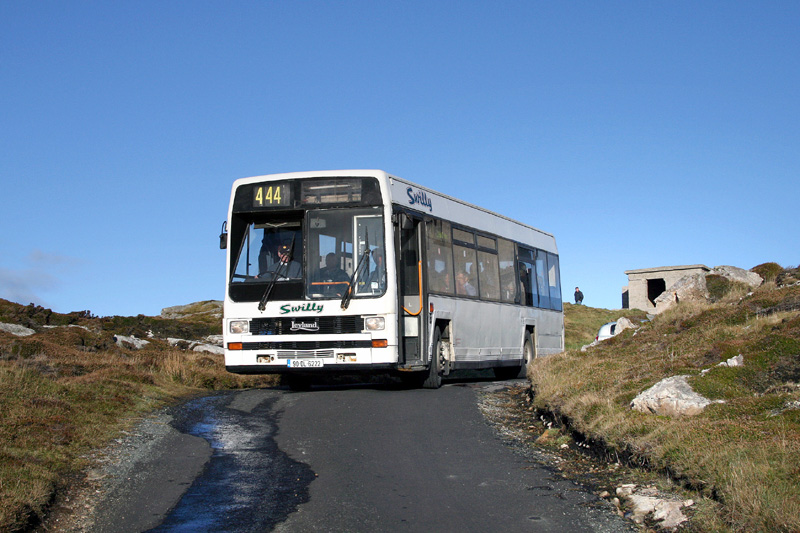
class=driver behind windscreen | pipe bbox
[257,242,301,280]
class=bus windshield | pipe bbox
[306,207,385,299]
[229,207,386,300]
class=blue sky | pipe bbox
[2,1,798,317]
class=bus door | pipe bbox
[394,211,426,367]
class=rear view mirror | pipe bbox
[219,221,227,250]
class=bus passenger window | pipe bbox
[535,251,550,309]
[453,246,478,297]
[498,239,517,303]
[426,219,454,294]
[547,252,562,311]
[478,250,500,300]
[517,246,538,307]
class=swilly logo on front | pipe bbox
[279,303,324,314]
[290,320,320,332]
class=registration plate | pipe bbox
[287,359,324,368]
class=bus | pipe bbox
[220,170,563,389]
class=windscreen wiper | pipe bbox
[340,248,371,311]
[258,239,296,312]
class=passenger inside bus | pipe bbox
[367,250,386,292]
[455,270,477,296]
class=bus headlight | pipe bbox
[364,316,385,331]
[229,320,249,334]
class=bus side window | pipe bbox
[478,250,500,300]
[517,246,537,307]
[498,238,516,303]
[535,250,550,309]
[453,246,478,297]
[547,252,562,311]
[425,219,454,294]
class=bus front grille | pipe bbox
[249,316,364,335]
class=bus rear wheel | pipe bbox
[493,335,533,380]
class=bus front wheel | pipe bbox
[422,327,444,389]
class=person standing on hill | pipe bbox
[574,287,584,305]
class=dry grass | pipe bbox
[0,303,277,532]
[529,282,800,532]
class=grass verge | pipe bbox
[529,281,800,532]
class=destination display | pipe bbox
[252,182,291,208]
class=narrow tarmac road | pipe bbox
[82,381,634,532]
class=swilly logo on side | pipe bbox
[290,320,320,332]
[406,187,432,211]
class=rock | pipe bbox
[192,343,224,356]
[630,375,724,416]
[710,265,763,288]
[654,273,710,314]
[0,323,36,336]
[616,484,637,497]
[618,486,689,530]
[719,354,743,368]
[652,499,688,529]
[113,335,150,350]
[615,317,636,334]
[166,337,224,355]
[160,301,222,319]
[204,334,223,346]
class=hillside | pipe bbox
[0,299,275,532]
[527,265,800,532]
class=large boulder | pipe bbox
[710,265,762,288]
[630,375,723,416]
[653,274,709,313]
[0,323,36,336]
[161,300,222,319]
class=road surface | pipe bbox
[87,380,634,532]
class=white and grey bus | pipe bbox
[221,170,563,389]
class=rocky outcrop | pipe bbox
[0,323,36,336]
[615,484,692,529]
[630,375,724,416]
[167,335,224,355]
[113,334,150,350]
[160,301,222,320]
[654,274,709,314]
[653,265,763,314]
[710,265,762,288]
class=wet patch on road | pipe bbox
[149,392,315,532]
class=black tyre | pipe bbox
[493,334,534,380]
[423,327,444,389]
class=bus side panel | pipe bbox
[429,297,526,367]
